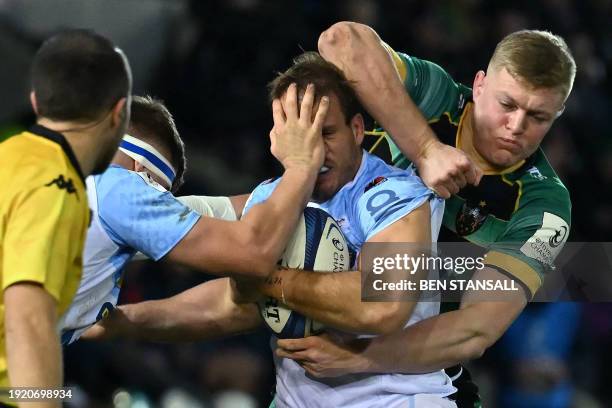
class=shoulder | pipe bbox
[357,154,431,201]
[354,154,433,216]
[243,177,281,216]
[516,151,571,220]
[1,133,86,204]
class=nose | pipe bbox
[506,110,527,135]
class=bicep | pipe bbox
[99,177,200,260]
[367,201,431,243]
[164,216,258,275]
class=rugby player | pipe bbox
[59,90,326,345]
[0,29,131,407]
[84,52,459,407]
[259,23,576,407]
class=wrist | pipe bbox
[283,161,321,179]
[257,268,285,301]
[413,137,440,168]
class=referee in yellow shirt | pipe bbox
[0,29,132,407]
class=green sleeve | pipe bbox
[396,52,470,123]
[383,50,471,168]
[485,176,571,298]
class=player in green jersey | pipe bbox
[259,24,575,407]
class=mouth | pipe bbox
[497,138,521,152]
[319,165,331,175]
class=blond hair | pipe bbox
[488,30,576,100]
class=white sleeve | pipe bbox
[177,195,237,221]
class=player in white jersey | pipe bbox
[84,53,456,407]
[60,92,328,344]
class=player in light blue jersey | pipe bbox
[60,92,329,344]
[84,53,456,408]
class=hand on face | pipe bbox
[269,83,329,173]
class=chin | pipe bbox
[490,151,522,168]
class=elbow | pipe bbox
[318,21,368,59]
[359,303,411,335]
[461,331,497,361]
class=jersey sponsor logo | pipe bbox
[527,166,547,181]
[549,225,568,248]
[520,212,569,266]
[456,201,487,236]
[364,176,388,193]
[45,174,78,198]
[458,93,466,110]
[366,189,400,217]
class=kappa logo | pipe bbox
[364,176,388,193]
[45,175,78,199]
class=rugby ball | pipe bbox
[257,206,350,338]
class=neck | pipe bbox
[37,117,105,177]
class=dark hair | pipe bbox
[129,96,187,193]
[268,51,361,123]
[31,29,131,122]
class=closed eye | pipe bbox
[499,100,515,111]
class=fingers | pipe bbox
[453,168,467,191]
[276,347,307,361]
[311,95,330,132]
[299,84,315,122]
[432,185,451,199]
[277,338,309,351]
[457,155,482,187]
[283,83,298,119]
[271,99,285,128]
[467,164,483,186]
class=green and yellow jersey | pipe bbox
[0,125,89,393]
[373,47,571,298]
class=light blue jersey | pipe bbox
[245,151,455,407]
[59,165,200,344]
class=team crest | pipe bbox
[456,202,488,236]
[364,176,388,192]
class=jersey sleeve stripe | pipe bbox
[484,250,541,298]
[381,42,407,82]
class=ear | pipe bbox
[30,91,39,115]
[133,160,146,172]
[110,97,128,128]
[472,70,486,100]
[350,113,365,146]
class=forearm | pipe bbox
[5,285,61,408]
[108,278,261,342]
[357,296,525,374]
[319,22,438,164]
[259,268,407,334]
[243,167,318,262]
[356,307,490,374]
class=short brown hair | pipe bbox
[268,51,361,123]
[489,30,576,100]
[129,96,186,193]
[32,29,131,121]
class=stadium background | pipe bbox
[1,0,610,407]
